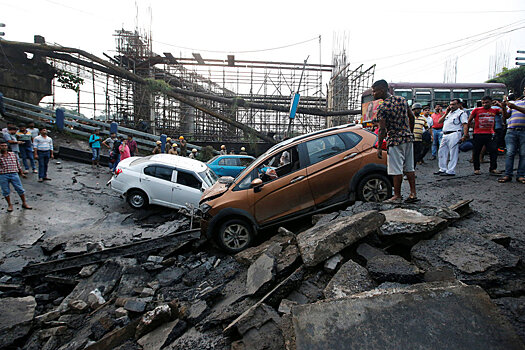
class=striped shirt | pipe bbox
[507,99,525,129]
[0,152,21,174]
[413,115,428,141]
[33,135,54,151]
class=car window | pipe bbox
[218,158,239,166]
[156,167,174,181]
[144,165,156,177]
[236,168,258,190]
[240,157,253,167]
[207,155,219,164]
[340,132,363,149]
[143,165,174,182]
[257,146,301,184]
[176,170,202,190]
[199,168,219,187]
[305,134,346,165]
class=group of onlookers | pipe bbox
[1,121,56,211]
[89,131,138,173]
[372,79,525,203]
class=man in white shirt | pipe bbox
[33,128,54,182]
[434,99,469,176]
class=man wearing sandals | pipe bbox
[466,96,502,176]
[0,140,32,212]
[498,89,525,184]
[373,79,419,203]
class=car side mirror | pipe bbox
[251,178,263,192]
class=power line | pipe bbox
[374,25,525,72]
[354,19,525,63]
[152,35,321,54]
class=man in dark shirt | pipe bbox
[127,135,138,157]
[374,79,418,203]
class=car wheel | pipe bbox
[127,189,148,209]
[357,174,392,202]
[217,218,253,253]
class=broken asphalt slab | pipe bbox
[411,227,520,283]
[297,210,385,266]
[291,282,525,350]
[323,259,376,299]
[0,296,37,348]
[378,208,448,244]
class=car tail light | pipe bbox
[114,168,123,177]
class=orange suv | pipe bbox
[199,124,391,253]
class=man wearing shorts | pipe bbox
[373,79,418,203]
[0,140,32,212]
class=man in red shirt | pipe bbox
[466,96,502,175]
[0,140,31,212]
[430,104,444,160]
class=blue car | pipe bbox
[207,155,255,178]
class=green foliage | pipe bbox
[145,78,172,95]
[55,69,84,93]
[486,66,525,94]
[197,146,216,162]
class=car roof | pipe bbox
[149,154,208,172]
[265,123,359,154]
[216,155,254,159]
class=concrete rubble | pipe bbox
[0,199,523,349]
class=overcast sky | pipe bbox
[2,0,525,87]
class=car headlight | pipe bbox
[199,203,212,214]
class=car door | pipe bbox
[141,165,177,206]
[217,157,239,177]
[172,169,203,208]
[305,132,365,208]
[252,145,315,225]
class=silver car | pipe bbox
[108,154,218,210]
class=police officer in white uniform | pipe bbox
[434,98,469,176]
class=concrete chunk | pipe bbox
[323,259,376,299]
[0,296,37,348]
[291,282,525,350]
[323,254,343,273]
[366,255,423,283]
[411,228,519,283]
[379,208,448,243]
[297,211,385,267]
[137,319,186,350]
[246,253,276,295]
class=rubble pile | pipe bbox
[0,200,524,349]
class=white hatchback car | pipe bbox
[108,154,219,210]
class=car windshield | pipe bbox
[199,167,219,187]
[207,155,219,164]
[130,155,153,166]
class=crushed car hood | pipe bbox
[201,180,231,202]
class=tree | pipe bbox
[486,66,525,94]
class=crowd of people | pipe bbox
[373,79,525,202]
[1,121,56,211]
